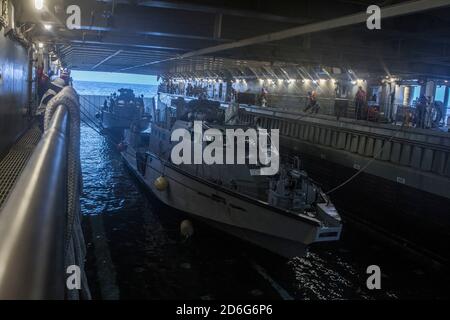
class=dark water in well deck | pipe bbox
[80,124,450,300]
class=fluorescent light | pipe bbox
[44,24,52,30]
[35,0,44,10]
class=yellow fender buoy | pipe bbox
[154,176,169,191]
[180,220,194,239]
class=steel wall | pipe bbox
[0,32,30,156]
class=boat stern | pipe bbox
[314,203,342,242]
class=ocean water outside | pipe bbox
[73,80,158,97]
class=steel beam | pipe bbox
[70,40,187,51]
[72,25,232,42]
[175,0,450,61]
[121,0,450,71]
[91,49,123,70]
[99,0,312,24]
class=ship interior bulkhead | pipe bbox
[0,0,450,301]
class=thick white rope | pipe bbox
[45,86,91,300]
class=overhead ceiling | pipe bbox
[14,0,450,79]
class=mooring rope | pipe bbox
[325,123,406,195]
[45,87,91,300]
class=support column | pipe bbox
[403,86,412,106]
[420,84,426,97]
[213,13,223,40]
[225,79,232,102]
[380,83,390,115]
[444,86,449,123]
[425,81,436,102]
[27,47,34,116]
[443,86,449,107]
[43,49,49,74]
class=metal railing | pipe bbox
[0,105,69,299]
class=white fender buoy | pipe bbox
[180,220,194,239]
[154,176,168,191]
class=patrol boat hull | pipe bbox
[121,145,340,258]
[101,111,132,130]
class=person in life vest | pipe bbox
[355,86,367,120]
[60,68,73,86]
[304,91,319,113]
[36,68,72,117]
[415,95,428,129]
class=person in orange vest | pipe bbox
[355,86,367,120]
[260,87,268,107]
[304,91,319,113]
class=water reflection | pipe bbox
[80,124,449,300]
